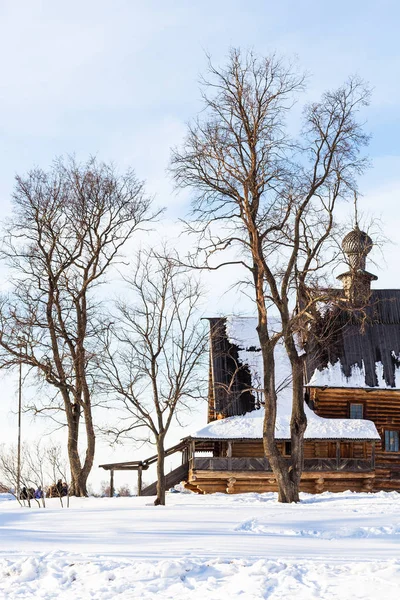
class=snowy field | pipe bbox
[1,491,400,599]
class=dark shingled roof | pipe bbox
[305,290,400,388]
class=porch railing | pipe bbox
[191,457,373,472]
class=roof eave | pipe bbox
[305,384,400,391]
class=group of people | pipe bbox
[19,486,41,501]
[19,480,68,501]
[47,479,69,498]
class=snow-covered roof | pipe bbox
[190,406,380,440]
[307,359,400,390]
[190,317,380,441]
[305,290,400,389]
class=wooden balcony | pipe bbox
[191,456,374,473]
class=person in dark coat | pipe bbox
[20,487,28,500]
[56,479,63,496]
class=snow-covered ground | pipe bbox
[1,491,400,599]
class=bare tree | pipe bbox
[117,484,131,497]
[0,444,25,505]
[0,443,38,506]
[102,251,207,505]
[46,442,70,507]
[24,440,47,507]
[0,441,71,507]
[0,157,158,496]
[170,49,370,502]
[100,480,111,497]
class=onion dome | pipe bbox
[342,226,373,270]
[337,226,377,304]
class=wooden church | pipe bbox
[183,226,400,494]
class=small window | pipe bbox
[350,403,363,419]
[284,441,292,456]
[385,430,400,452]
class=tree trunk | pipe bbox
[253,264,299,503]
[260,334,298,502]
[288,353,307,502]
[155,436,166,506]
[80,400,96,495]
[256,278,305,502]
[66,404,88,497]
[63,393,96,497]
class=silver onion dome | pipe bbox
[342,227,373,270]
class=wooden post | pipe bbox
[336,441,340,470]
[137,465,143,497]
[371,441,376,469]
[226,477,236,494]
[227,441,232,457]
[110,470,114,498]
[190,440,195,461]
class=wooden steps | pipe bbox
[141,462,189,496]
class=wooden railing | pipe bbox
[99,441,188,497]
[191,457,373,472]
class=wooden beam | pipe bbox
[110,470,114,498]
[99,441,188,471]
[99,461,147,470]
[137,466,143,497]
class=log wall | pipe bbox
[187,438,377,494]
[310,387,400,490]
[186,469,375,495]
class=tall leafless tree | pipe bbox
[170,49,370,502]
[0,157,158,496]
[102,251,207,505]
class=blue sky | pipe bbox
[0,0,399,485]
[1,0,399,222]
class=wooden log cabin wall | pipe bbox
[309,387,400,490]
[185,438,377,495]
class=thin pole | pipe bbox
[16,359,22,500]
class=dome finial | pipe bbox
[353,191,359,229]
